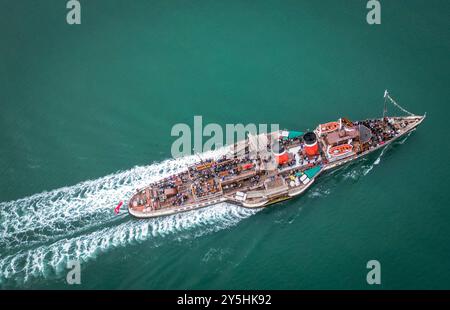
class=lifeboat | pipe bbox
[320,121,339,133]
[328,144,353,157]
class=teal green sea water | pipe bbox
[1,0,449,289]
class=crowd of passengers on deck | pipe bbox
[188,155,253,181]
[136,134,318,208]
[193,179,220,198]
[356,118,400,146]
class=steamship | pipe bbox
[128,91,425,218]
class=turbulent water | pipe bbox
[0,148,263,285]
[1,0,449,289]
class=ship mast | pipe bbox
[383,90,388,118]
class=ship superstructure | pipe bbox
[128,91,425,218]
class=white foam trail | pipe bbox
[0,147,230,251]
[0,203,258,285]
[397,131,413,145]
[343,169,361,180]
[307,187,331,198]
[363,144,388,176]
[363,132,414,177]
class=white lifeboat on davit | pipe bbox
[328,144,353,157]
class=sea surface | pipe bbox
[0,0,449,289]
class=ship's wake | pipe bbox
[0,147,260,286]
[0,202,258,286]
[0,156,200,253]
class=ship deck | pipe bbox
[128,115,425,218]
